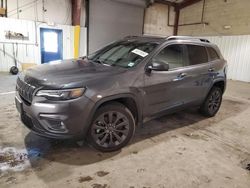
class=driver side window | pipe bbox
[153,44,185,70]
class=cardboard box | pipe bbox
[21,63,37,71]
[0,8,6,15]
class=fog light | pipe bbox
[47,120,67,132]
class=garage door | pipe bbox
[88,0,146,53]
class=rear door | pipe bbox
[181,44,213,104]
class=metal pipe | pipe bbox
[167,5,174,27]
[5,0,7,17]
[178,0,208,27]
[173,8,180,35]
[142,8,146,34]
[72,0,82,26]
[85,0,89,55]
[0,41,37,45]
[201,0,206,22]
[16,0,19,19]
[178,22,208,26]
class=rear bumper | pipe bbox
[15,92,95,139]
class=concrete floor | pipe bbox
[0,72,250,188]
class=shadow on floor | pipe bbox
[23,98,247,170]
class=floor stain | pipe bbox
[5,176,17,184]
[92,183,108,188]
[0,147,31,172]
[96,171,109,177]
[246,164,250,171]
[137,168,146,173]
[183,133,209,141]
[78,176,93,183]
[240,159,250,172]
[132,151,138,154]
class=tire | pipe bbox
[88,102,135,152]
[10,66,19,75]
[200,87,223,117]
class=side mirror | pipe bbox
[146,60,169,72]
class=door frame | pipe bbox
[40,28,63,64]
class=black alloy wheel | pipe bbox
[88,102,135,152]
[200,87,222,117]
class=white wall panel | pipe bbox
[205,35,250,82]
[7,0,86,26]
[0,17,87,72]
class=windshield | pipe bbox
[88,41,157,68]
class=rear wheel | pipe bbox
[200,87,222,117]
[88,102,135,152]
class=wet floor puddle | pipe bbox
[0,147,42,173]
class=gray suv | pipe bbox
[15,36,227,152]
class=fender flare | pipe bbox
[82,93,143,137]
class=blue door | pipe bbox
[40,28,63,63]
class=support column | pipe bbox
[174,8,180,35]
[72,0,82,58]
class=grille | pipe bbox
[21,113,33,129]
[16,77,36,103]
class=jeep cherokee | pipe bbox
[15,36,227,152]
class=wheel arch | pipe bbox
[84,94,142,136]
[201,79,226,107]
[212,79,226,93]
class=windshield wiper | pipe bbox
[95,59,104,65]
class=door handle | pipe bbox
[173,73,187,81]
[208,68,215,72]
[179,73,187,78]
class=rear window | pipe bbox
[187,45,208,65]
[207,47,220,61]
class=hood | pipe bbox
[21,59,126,89]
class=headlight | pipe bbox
[36,88,85,100]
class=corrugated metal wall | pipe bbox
[0,17,87,72]
[206,35,250,82]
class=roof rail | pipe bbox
[166,36,210,43]
[124,35,139,39]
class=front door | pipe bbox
[143,44,188,117]
[40,28,63,63]
[143,43,212,118]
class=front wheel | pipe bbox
[200,87,223,117]
[88,102,135,152]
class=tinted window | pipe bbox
[187,45,208,65]
[207,47,220,61]
[153,44,184,69]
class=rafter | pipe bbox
[154,0,177,7]
[177,0,202,9]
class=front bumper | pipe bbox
[15,92,95,139]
